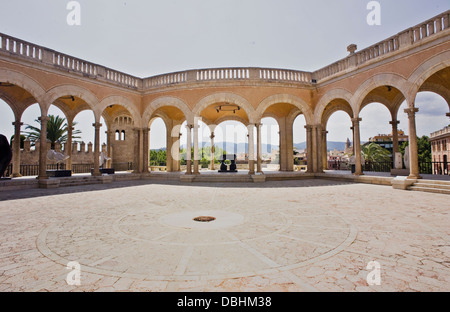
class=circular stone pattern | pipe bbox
[37,197,356,281]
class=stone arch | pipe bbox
[314,88,353,125]
[256,94,313,125]
[214,115,250,127]
[0,69,46,104]
[0,90,21,120]
[407,50,450,103]
[143,96,191,126]
[44,84,99,115]
[321,102,354,127]
[98,95,141,126]
[352,73,410,115]
[193,92,254,123]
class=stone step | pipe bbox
[413,182,450,190]
[192,175,253,183]
[416,179,450,186]
[408,186,450,195]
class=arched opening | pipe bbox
[149,117,167,171]
[412,91,449,176]
[0,99,15,145]
[0,80,39,177]
[321,99,354,172]
[100,104,136,172]
[214,120,249,171]
[260,102,305,172]
[146,105,186,173]
[359,102,396,172]
[0,99,15,178]
[323,110,354,172]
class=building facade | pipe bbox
[0,11,449,180]
[430,126,450,175]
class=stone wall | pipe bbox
[11,139,107,165]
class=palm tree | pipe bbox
[22,115,81,150]
[361,142,391,163]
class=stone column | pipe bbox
[322,129,328,171]
[404,107,421,179]
[315,125,324,173]
[210,132,215,170]
[311,125,318,173]
[185,124,192,174]
[256,123,263,173]
[193,122,200,174]
[142,127,150,173]
[247,124,255,175]
[352,118,363,175]
[37,115,49,180]
[390,119,400,155]
[92,122,102,176]
[106,130,113,168]
[304,125,313,173]
[12,121,23,177]
[66,120,73,171]
[133,127,142,173]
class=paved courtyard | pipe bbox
[0,179,449,292]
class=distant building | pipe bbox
[367,130,409,155]
[344,138,353,155]
[430,126,449,175]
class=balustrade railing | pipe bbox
[312,10,450,82]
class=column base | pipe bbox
[12,173,23,178]
[186,160,192,175]
[248,160,255,175]
[193,160,200,175]
[408,174,422,180]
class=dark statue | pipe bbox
[0,134,13,178]
[218,154,238,173]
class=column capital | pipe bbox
[351,117,362,125]
[404,107,419,118]
[389,120,400,125]
[210,133,215,139]
[446,112,450,118]
[12,121,24,127]
[93,122,102,128]
[304,125,313,132]
[186,124,194,130]
[38,116,50,122]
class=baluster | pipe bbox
[443,13,449,29]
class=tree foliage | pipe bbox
[399,135,432,163]
[361,142,392,163]
[22,115,81,149]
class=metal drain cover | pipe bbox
[193,216,216,222]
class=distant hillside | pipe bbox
[294,141,347,151]
[153,141,348,152]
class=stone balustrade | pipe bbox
[430,126,450,139]
[312,10,450,82]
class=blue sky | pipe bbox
[0,0,449,149]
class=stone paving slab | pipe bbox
[0,179,449,292]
